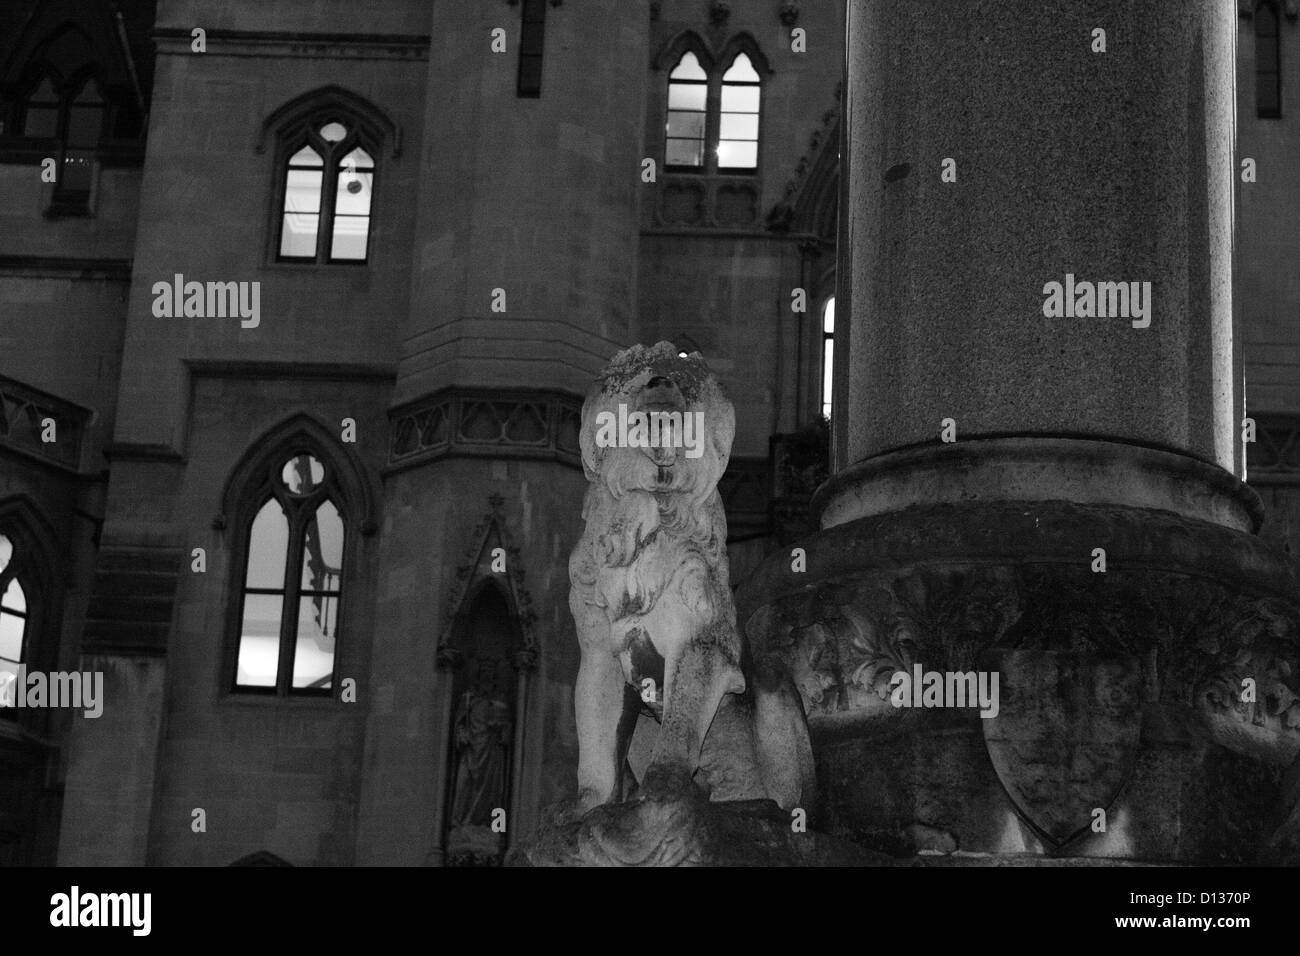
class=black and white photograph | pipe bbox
[0,0,1294,938]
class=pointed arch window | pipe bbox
[277,119,375,263]
[0,535,29,713]
[1257,0,1283,118]
[666,52,709,168]
[233,452,348,695]
[719,53,761,171]
[821,296,835,420]
[14,72,108,213]
[663,39,766,175]
[0,505,55,723]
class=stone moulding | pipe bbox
[153,29,431,62]
[812,437,1266,534]
[386,388,582,472]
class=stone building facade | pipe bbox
[0,0,1296,865]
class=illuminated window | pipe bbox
[233,453,346,694]
[0,535,28,713]
[277,120,375,263]
[822,297,835,420]
[666,52,708,169]
[662,38,766,174]
[718,53,761,171]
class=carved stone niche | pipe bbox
[738,499,1300,863]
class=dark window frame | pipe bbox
[0,20,147,173]
[517,0,547,98]
[1257,0,1283,118]
[11,66,110,215]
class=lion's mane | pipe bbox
[570,342,736,628]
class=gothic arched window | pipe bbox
[662,36,768,175]
[718,52,761,171]
[16,71,107,213]
[0,502,57,722]
[0,535,29,712]
[232,451,348,695]
[1257,0,1283,118]
[821,296,835,421]
[260,88,398,266]
[277,121,375,263]
[666,51,709,169]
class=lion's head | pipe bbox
[579,341,735,515]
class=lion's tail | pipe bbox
[751,660,818,815]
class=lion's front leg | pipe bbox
[574,641,633,813]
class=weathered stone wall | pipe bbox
[1237,7,1300,416]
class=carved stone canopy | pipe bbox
[436,497,538,672]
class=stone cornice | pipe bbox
[185,359,396,382]
[153,28,430,60]
[0,256,131,280]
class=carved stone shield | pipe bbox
[982,649,1142,850]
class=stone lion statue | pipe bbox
[567,341,815,822]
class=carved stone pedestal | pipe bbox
[519,792,884,867]
[738,456,1300,864]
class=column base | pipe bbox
[738,496,1300,864]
